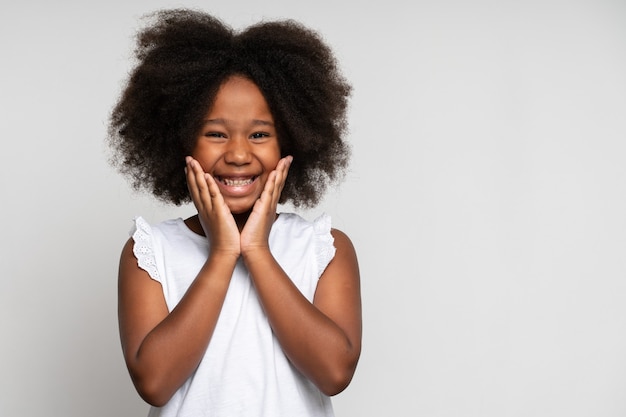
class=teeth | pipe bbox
[222,177,254,186]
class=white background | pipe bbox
[2,0,626,416]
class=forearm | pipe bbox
[242,249,359,395]
[122,252,237,406]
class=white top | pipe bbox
[130,213,336,417]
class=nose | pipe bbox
[224,136,252,165]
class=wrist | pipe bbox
[207,249,240,266]
[241,245,273,265]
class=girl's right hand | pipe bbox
[185,156,240,258]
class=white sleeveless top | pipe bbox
[130,213,336,417]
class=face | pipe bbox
[192,75,281,214]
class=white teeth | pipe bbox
[222,177,254,186]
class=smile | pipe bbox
[217,176,257,186]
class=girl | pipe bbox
[108,9,361,417]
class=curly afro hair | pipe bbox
[108,8,352,208]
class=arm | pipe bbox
[239,155,361,395]
[118,157,241,406]
[118,239,237,406]
[242,229,362,396]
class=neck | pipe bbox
[184,211,251,236]
[185,210,277,237]
[232,211,251,232]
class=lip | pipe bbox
[215,175,259,196]
[216,175,257,186]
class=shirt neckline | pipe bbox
[175,213,286,242]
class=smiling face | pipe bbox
[192,75,281,214]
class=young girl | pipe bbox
[107,8,361,417]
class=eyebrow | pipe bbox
[203,118,274,127]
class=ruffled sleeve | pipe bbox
[129,216,161,282]
[313,213,336,277]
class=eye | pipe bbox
[204,131,226,138]
[250,132,270,140]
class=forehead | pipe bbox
[209,76,270,111]
[200,76,277,133]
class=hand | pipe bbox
[185,156,241,258]
[240,155,293,255]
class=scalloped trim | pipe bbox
[131,216,161,282]
[313,213,336,276]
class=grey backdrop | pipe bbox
[2,0,626,416]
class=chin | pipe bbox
[227,203,254,216]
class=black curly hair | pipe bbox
[107,8,351,208]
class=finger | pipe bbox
[188,157,212,211]
[271,156,292,206]
[278,155,292,190]
[204,172,222,201]
[185,157,203,210]
[260,170,277,204]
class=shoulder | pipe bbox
[122,216,195,281]
[275,212,309,227]
[275,212,334,233]
[272,213,320,240]
[328,228,358,269]
[275,212,355,252]
[131,216,196,246]
[330,228,355,253]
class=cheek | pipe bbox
[266,155,281,172]
[269,143,282,167]
[191,142,219,167]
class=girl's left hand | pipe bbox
[240,155,292,254]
